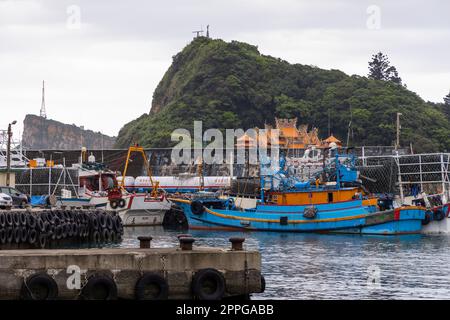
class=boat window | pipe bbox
[328,192,334,203]
[102,175,116,190]
[80,176,99,191]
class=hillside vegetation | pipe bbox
[116,37,450,152]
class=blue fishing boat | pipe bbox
[171,152,427,235]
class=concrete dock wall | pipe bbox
[0,244,263,300]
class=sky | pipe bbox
[0,0,449,141]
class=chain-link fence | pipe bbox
[357,153,450,198]
[15,167,79,197]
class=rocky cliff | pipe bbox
[22,114,116,150]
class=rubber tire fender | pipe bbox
[110,200,119,210]
[0,212,5,228]
[191,268,226,300]
[135,273,169,300]
[19,212,27,226]
[433,208,445,222]
[99,214,107,228]
[20,227,28,243]
[12,212,20,226]
[36,218,45,232]
[55,225,63,240]
[13,227,21,244]
[90,215,99,230]
[21,273,58,300]
[260,275,266,293]
[5,212,13,226]
[91,230,101,243]
[6,227,13,243]
[191,201,205,215]
[118,199,126,208]
[102,229,110,242]
[113,216,122,232]
[28,229,38,245]
[106,214,114,230]
[422,211,432,226]
[0,229,6,244]
[26,214,37,229]
[38,233,47,248]
[81,275,118,300]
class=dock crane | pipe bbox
[120,145,160,197]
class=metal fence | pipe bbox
[14,167,79,197]
[357,153,450,200]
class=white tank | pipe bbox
[134,176,231,191]
[134,176,153,188]
[203,176,231,188]
[117,176,135,188]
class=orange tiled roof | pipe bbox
[324,135,341,143]
[280,127,299,138]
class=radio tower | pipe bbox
[40,80,47,119]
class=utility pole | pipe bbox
[327,109,331,137]
[396,112,402,150]
[6,121,17,187]
[40,80,47,119]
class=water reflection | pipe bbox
[118,227,450,300]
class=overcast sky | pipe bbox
[1,0,449,140]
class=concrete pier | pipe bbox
[0,240,263,300]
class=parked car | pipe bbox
[0,186,30,207]
[0,192,12,209]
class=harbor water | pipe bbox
[117,227,450,300]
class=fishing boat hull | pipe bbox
[119,195,172,226]
[172,199,426,235]
[58,193,172,226]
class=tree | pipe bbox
[444,91,450,105]
[368,52,402,85]
[274,94,311,120]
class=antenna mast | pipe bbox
[40,80,47,119]
[396,112,402,150]
[192,28,204,38]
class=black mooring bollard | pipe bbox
[177,234,192,239]
[137,236,152,249]
[229,237,245,251]
[179,237,195,251]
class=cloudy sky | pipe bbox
[1,0,449,140]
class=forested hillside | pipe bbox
[116,37,450,152]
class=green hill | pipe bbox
[116,37,450,152]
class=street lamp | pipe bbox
[6,120,17,187]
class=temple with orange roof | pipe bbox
[260,118,342,154]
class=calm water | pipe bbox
[117,227,450,300]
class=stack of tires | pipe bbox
[0,209,124,249]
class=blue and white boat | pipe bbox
[171,153,427,235]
